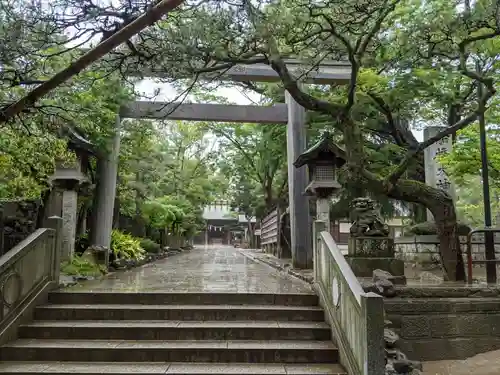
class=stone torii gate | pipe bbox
[95,60,350,269]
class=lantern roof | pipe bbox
[294,132,347,168]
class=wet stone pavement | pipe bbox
[66,246,314,294]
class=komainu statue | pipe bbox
[349,197,389,237]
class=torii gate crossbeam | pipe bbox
[96,60,351,269]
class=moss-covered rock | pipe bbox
[404,221,472,236]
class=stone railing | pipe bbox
[313,221,384,375]
[0,216,62,344]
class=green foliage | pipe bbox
[60,256,106,277]
[118,120,222,238]
[439,125,500,226]
[110,230,146,260]
[140,238,161,254]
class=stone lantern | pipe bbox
[48,163,88,262]
[294,132,346,231]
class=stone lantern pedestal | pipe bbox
[346,197,405,281]
[346,236,405,279]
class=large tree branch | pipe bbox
[366,92,418,148]
[0,0,184,123]
[266,38,344,117]
[385,87,495,187]
[384,25,499,187]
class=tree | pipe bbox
[0,0,184,123]
[111,0,499,281]
[440,125,500,226]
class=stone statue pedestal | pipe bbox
[346,236,405,278]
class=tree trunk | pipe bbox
[247,220,255,248]
[264,182,274,211]
[369,176,466,281]
[134,171,146,237]
[430,199,465,281]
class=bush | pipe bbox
[61,256,106,276]
[111,229,146,260]
[140,238,161,253]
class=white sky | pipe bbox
[134,79,424,141]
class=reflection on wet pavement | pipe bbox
[66,246,314,294]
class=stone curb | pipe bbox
[238,250,313,284]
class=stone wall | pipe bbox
[395,235,500,265]
[385,294,500,361]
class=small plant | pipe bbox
[61,256,106,276]
[140,238,161,254]
[111,229,146,260]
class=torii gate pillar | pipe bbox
[286,91,312,269]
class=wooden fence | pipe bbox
[260,207,281,257]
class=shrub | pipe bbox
[140,238,161,253]
[61,256,106,276]
[111,229,146,260]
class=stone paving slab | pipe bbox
[0,362,347,374]
[423,348,500,375]
[64,246,313,294]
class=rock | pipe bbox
[392,359,423,374]
[419,271,443,284]
[82,245,109,266]
[112,258,127,269]
[373,269,406,285]
[75,275,95,282]
[384,328,399,348]
[59,275,77,288]
[376,278,397,297]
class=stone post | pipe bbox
[423,127,456,220]
[47,216,62,283]
[286,91,312,269]
[61,190,78,261]
[313,220,326,282]
[316,198,330,235]
[90,115,121,249]
[361,292,385,375]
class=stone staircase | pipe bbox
[0,291,346,374]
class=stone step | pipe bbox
[19,321,331,341]
[35,304,325,321]
[48,292,319,306]
[0,362,347,374]
[0,339,338,363]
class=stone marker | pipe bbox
[423,127,456,221]
[49,164,87,262]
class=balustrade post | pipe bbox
[361,292,385,375]
[47,216,63,284]
[313,220,326,282]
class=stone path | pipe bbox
[66,246,314,294]
[423,349,500,375]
